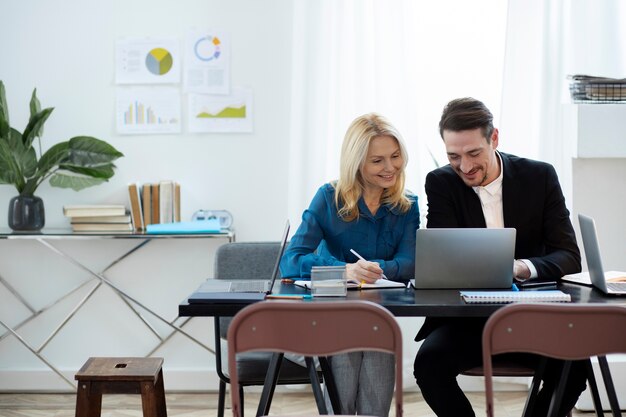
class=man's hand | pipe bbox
[345,260,383,284]
[513,259,531,280]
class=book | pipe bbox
[151,183,160,224]
[294,278,406,291]
[145,219,221,234]
[71,214,131,224]
[63,205,127,218]
[142,184,152,226]
[460,290,571,304]
[159,180,174,224]
[127,183,144,232]
[71,222,134,232]
[174,182,181,222]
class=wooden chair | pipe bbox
[213,242,316,417]
[482,303,626,417]
[227,300,404,417]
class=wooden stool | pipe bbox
[75,357,167,417]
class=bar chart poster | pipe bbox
[116,37,181,84]
[183,30,230,94]
[188,88,253,133]
[116,87,181,134]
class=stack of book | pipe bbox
[63,205,133,233]
[128,180,181,232]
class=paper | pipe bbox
[561,271,626,286]
[184,30,230,94]
[116,87,181,135]
[187,88,253,133]
[116,37,181,84]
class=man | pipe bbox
[414,97,587,417]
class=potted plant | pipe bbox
[0,81,124,231]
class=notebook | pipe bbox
[413,228,516,289]
[460,290,571,303]
[578,214,626,296]
[187,220,290,303]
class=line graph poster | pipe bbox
[183,30,230,94]
[188,88,253,133]
[116,87,181,134]
[116,37,181,84]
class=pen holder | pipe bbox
[311,266,347,297]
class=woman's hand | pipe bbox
[345,260,384,284]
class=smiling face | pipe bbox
[359,135,404,194]
[443,127,500,187]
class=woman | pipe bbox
[280,113,420,416]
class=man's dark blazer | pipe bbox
[416,151,581,341]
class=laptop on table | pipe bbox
[578,214,626,296]
[188,220,290,303]
[413,228,516,289]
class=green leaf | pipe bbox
[22,107,53,148]
[49,172,107,191]
[0,139,26,191]
[67,136,123,166]
[36,141,70,177]
[29,88,41,118]
[59,163,115,179]
[0,81,9,139]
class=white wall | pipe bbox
[0,0,295,392]
[0,0,293,242]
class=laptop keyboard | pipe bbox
[607,282,626,292]
[230,280,269,292]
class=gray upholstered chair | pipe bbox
[213,242,314,417]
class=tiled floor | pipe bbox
[0,390,588,417]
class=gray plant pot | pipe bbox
[8,195,45,231]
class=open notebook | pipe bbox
[294,278,406,290]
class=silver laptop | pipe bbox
[578,214,626,296]
[187,221,289,303]
[413,228,516,289]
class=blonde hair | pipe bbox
[334,113,412,221]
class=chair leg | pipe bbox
[547,361,572,417]
[240,386,245,417]
[522,356,547,417]
[585,358,605,417]
[319,357,340,414]
[218,380,226,417]
[597,356,622,417]
[256,353,282,417]
[305,357,328,414]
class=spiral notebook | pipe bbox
[460,290,571,304]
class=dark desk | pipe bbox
[179,281,626,318]
[179,281,626,416]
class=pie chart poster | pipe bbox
[116,38,181,84]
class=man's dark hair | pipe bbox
[438,97,494,142]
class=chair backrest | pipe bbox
[215,242,281,338]
[482,303,626,417]
[227,300,404,417]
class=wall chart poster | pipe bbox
[116,87,181,135]
[183,30,230,94]
[188,87,253,133]
[116,37,181,84]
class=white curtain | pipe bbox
[287,0,509,229]
[500,0,626,208]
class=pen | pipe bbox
[350,249,388,280]
[266,294,313,300]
